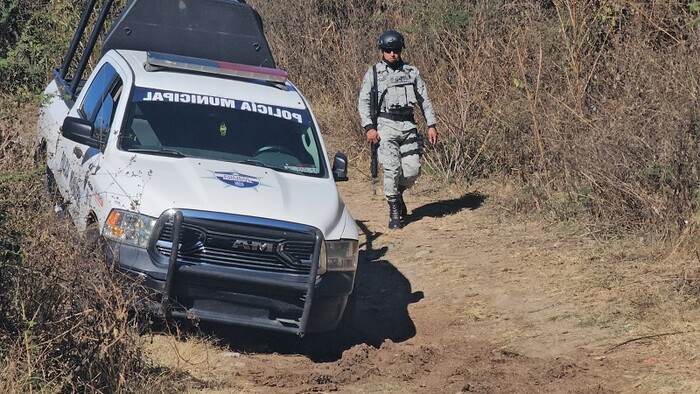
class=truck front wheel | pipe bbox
[84,215,105,253]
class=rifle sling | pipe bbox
[372,65,387,127]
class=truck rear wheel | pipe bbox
[35,142,62,205]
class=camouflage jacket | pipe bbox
[358,60,437,132]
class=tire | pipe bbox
[35,141,62,203]
[46,166,60,201]
[84,216,105,253]
[338,291,357,330]
[34,141,46,167]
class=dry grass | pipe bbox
[4,0,700,234]
[3,0,700,391]
[0,104,181,393]
[248,0,700,237]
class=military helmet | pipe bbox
[377,30,405,51]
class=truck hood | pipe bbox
[98,155,350,238]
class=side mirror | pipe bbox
[332,152,349,182]
[61,116,100,149]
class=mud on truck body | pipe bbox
[36,0,359,335]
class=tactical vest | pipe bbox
[376,64,419,114]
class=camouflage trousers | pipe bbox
[377,125,422,197]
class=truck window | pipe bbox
[79,63,122,144]
[81,63,118,120]
[119,87,327,177]
[92,80,123,142]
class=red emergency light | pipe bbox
[146,51,288,84]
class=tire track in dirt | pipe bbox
[11,99,687,392]
[144,176,639,392]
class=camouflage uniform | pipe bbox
[358,60,437,197]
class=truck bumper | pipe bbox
[106,224,355,335]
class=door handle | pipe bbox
[73,146,83,159]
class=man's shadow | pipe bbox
[403,191,486,227]
[196,220,422,362]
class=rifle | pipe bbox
[370,65,379,195]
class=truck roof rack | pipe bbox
[103,0,275,68]
[59,0,276,98]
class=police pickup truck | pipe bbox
[35,0,358,335]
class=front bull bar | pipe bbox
[155,209,321,337]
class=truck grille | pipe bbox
[155,219,316,274]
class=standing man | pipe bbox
[358,29,438,229]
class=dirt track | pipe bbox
[144,175,700,393]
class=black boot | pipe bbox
[387,196,402,229]
[397,185,408,219]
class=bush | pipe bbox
[0,107,174,392]
[0,1,81,95]
[4,1,699,234]
[2,0,700,389]
[249,0,700,235]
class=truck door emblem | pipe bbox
[214,171,260,188]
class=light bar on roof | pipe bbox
[146,51,288,84]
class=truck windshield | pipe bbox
[119,87,325,177]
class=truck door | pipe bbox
[56,62,124,229]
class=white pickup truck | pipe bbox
[36,0,358,335]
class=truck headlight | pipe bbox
[318,239,358,274]
[103,209,156,248]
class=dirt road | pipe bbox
[145,175,700,393]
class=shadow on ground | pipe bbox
[145,195,482,362]
[184,220,421,363]
[404,191,487,227]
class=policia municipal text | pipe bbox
[357,30,438,229]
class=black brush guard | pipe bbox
[152,210,322,337]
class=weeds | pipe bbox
[0,105,177,392]
[3,1,700,235]
[246,0,700,237]
[3,0,700,389]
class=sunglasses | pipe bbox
[382,48,402,54]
